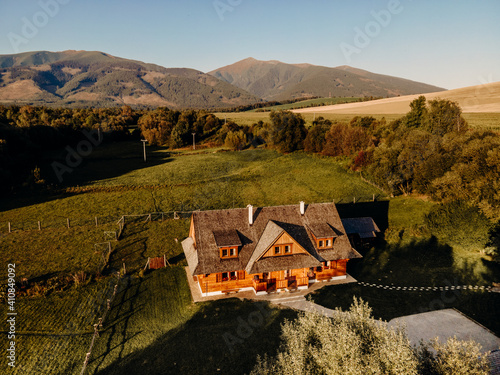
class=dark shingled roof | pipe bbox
[341,217,381,239]
[307,222,338,238]
[182,202,362,275]
[212,229,242,247]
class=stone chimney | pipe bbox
[247,204,253,225]
[300,201,305,215]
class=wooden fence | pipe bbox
[1,211,194,234]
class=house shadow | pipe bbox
[336,200,389,234]
[93,299,298,375]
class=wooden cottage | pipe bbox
[182,202,362,296]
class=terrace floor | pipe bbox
[184,267,357,303]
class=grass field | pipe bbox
[248,97,362,112]
[214,110,500,130]
[2,142,498,374]
[0,266,297,375]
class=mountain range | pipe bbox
[209,57,445,101]
[0,50,445,108]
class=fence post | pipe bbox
[8,222,11,233]
[67,218,70,228]
[353,197,356,204]
[38,221,41,231]
[373,194,375,202]
[161,212,164,222]
[95,217,98,227]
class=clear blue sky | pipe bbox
[1,0,499,89]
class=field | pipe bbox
[247,97,362,112]
[214,110,500,130]
[1,144,388,283]
[1,141,498,374]
[1,266,296,374]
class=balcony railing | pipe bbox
[253,279,267,292]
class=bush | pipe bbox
[424,201,495,252]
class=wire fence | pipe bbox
[80,275,123,375]
[0,211,194,234]
[1,200,389,235]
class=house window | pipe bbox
[220,246,238,259]
[270,244,293,256]
[222,272,229,281]
[317,238,333,249]
[230,271,237,280]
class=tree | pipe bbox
[224,130,247,150]
[269,111,307,153]
[251,298,490,375]
[402,96,427,128]
[303,117,330,153]
[251,298,419,375]
[426,99,468,136]
[169,119,191,149]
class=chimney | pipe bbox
[247,204,253,225]
[300,201,305,216]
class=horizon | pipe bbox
[1,0,499,90]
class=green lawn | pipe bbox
[0,267,297,375]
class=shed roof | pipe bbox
[341,217,381,238]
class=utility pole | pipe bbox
[141,139,147,162]
[192,133,196,150]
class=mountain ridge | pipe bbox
[0,50,260,108]
[209,57,446,101]
[0,50,446,108]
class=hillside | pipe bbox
[293,81,500,114]
[209,57,445,101]
[0,50,260,108]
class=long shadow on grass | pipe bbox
[1,142,173,212]
[95,299,298,375]
[91,275,146,372]
[312,236,500,335]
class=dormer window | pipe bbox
[317,238,333,249]
[213,229,242,259]
[220,246,238,259]
[308,223,337,250]
[284,245,291,254]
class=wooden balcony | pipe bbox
[253,279,267,292]
[253,276,310,293]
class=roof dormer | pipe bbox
[213,229,242,259]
